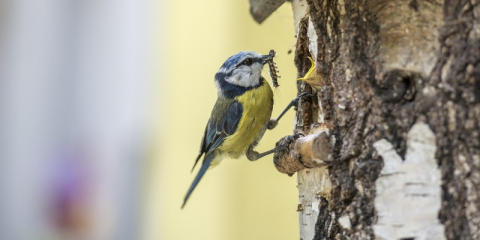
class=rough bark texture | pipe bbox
[280,0,480,239]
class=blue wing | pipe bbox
[183,101,243,208]
[191,101,243,171]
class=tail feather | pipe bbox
[182,153,215,209]
[191,152,203,172]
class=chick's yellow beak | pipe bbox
[297,56,323,88]
[298,57,316,80]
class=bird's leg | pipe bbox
[246,133,304,161]
[246,146,264,161]
[246,147,275,161]
[246,148,276,161]
[267,92,313,130]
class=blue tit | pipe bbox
[182,51,275,208]
[182,51,310,208]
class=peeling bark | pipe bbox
[274,0,480,239]
[373,122,445,240]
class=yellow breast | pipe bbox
[218,79,273,158]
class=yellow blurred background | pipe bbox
[148,1,299,240]
[0,0,299,239]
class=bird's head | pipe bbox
[215,51,271,91]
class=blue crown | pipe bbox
[217,51,259,75]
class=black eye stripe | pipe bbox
[237,57,259,67]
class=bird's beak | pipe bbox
[261,54,272,64]
[297,57,316,81]
[297,57,323,88]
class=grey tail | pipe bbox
[182,153,214,209]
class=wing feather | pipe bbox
[190,100,243,171]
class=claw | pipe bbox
[285,132,305,144]
[298,92,313,98]
[295,92,313,103]
[293,92,313,111]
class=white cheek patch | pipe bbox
[250,63,262,83]
[225,63,263,88]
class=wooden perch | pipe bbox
[274,128,334,176]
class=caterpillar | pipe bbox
[267,50,280,88]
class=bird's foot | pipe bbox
[293,92,313,111]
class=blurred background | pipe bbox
[0,0,299,239]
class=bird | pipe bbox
[182,51,276,208]
[183,51,311,208]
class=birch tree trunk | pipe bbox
[273,0,480,239]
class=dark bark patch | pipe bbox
[409,0,419,11]
[373,69,418,103]
[312,197,339,240]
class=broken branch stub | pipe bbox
[274,130,333,176]
[249,0,287,24]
